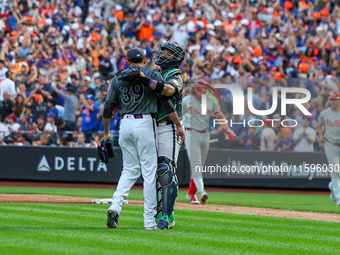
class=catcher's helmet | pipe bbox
[153,40,185,68]
[329,91,340,100]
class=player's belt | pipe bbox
[186,128,207,133]
[157,120,174,127]
[325,138,340,147]
[121,114,154,119]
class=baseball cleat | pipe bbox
[200,192,208,205]
[107,210,119,228]
[186,194,200,204]
[169,220,175,229]
[145,225,157,230]
[156,216,170,230]
[169,212,175,229]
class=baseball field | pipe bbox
[1,183,339,255]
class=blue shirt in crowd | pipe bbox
[81,105,99,131]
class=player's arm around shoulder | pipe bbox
[140,69,178,97]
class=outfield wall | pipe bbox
[0,146,330,189]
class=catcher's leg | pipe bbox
[156,123,181,229]
[155,181,163,221]
[156,156,178,229]
[156,180,175,227]
[156,181,175,229]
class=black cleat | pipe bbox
[107,210,119,228]
[156,216,169,230]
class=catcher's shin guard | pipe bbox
[157,156,178,216]
[155,181,163,220]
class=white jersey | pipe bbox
[318,108,340,144]
[293,127,316,152]
[4,123,21,136]
[260,127,277,151]
[44,123,57,133]
[0,78,16,100]
[182,94,221,130]
[89,1,103,19]
[0,122,6,138]
[172,23,189,48]
[0,67,8,80]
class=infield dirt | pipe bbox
[1,193,340,223]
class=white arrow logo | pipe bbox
[37,156,51,172]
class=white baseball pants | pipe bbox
[109,114,158,229]
[185,129,210,195]
[157,122,182,164]
[325,141,340,203]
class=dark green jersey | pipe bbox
[156,68,183,123]
[106,66,163,115]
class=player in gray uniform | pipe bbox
[318,91,340,206]
[103,48,184,229]
[139,40,185,229]
[182,80,235,204]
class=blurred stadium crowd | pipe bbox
[0,0,339,152]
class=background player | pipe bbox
[182,80,236,204]
[103,48,183,229]
[318,91,340,206]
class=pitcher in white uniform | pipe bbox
[318,91,340,206]
[182,80,236,204]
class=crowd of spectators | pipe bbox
[0,0,339,152]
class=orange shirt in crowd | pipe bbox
[91,49,104,71]
[222,21,236,36]
[138,26,154,41]
[10,62,29,74]
[192,18,209,29]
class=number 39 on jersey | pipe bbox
[120,84,144,105]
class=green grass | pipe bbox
[0,203,339,255]
[0,186,339,214]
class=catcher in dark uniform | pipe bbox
[137,41,186,229]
